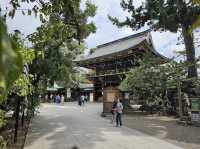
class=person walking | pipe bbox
[111,99,117,124]
[78,96,82,106]
[81,94,85,105]
[78,94,84,106]
[50,94,53,103]
[61,94,65,105]
[56,94,61,104]
[116,99,123,127]
[45,94,48,103]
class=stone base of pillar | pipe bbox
[103,101,113,113]
[102,86,120,113]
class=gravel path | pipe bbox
[122,114,200,149]
[24,103,183,149]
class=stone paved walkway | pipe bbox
[24,103,183,149]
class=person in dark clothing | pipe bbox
[78,96,82,106]
[56,94,61,104]
[111,99,117,124]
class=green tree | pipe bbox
[0,18,23,101]
[89,48,97,55]
[0,27,36,144]
[120,54,188,115]
[190,0,200,32]
[27,0,96,90]
[109,0,200,78]
[9,31,35,97]
[2,0,97,90]
[0,0,97,145]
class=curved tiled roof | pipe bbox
[75,30,167,62]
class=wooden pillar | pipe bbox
[93,83,98,101]
[89,92,94,102]
[103,86,120,113]
[93,82,103,102]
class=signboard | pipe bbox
[191,98,200,112]
[191,112,200,122]
[191,98,200,123]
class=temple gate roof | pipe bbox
[75,30,168,63]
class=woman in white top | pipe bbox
[61,95,65,105]
[116,99,123,127]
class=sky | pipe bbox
[0,0,190,59]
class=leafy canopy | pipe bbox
[9,32,35,96]
[27,0,97,88]
[120,54,187,101]
[0,19,23,101]
[109,0,200,79]
[109,0,200,32]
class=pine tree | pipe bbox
[109,0,200,78]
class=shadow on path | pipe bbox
[24,103,183,149]
[122,115,200,149]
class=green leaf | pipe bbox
[28,9,31,15]
[0,18,23,101]
[22,10,25,15]
[189,16,200,33]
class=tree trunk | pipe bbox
[182,25,197,78]
[14,96,21,143]
[21,97,25,127]
[21,108,24,128]
[177,80,183,118]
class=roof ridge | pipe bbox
[96,29,151,49]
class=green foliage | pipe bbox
[189,16,200,33]
[3,1,97,91]
[193,0,200,3]
[109,0,200,32]
[89,48,97,55]
[109,0,200,78]
[0,18,23,101]
[27,0,97,89]
[8,32,35,96]
[0,109,6,128]
[12,74,33,96]
[189,0,200,31]
[0,110,6,148]
[0,0,97,145]
[0,136,6,149]
[3,0,39,19]
[120,55,187,102]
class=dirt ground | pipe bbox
[7,120,30,149]
[106,114,200,149]
[0,118,30,149]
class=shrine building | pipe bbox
[75,30,168,113]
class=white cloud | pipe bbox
[1,0,41,36]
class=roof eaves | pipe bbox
[77,39,148,63]
[96,29,151,49]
